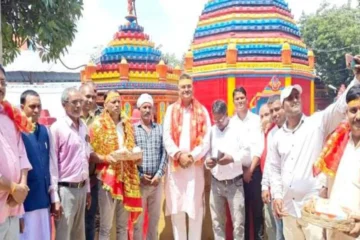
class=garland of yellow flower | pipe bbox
[313,121,350,178]
[0,100,33,133]
[89,110,142,222]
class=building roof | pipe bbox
[6,71,80,83]
[189,0,312,78]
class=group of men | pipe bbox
[0,55,360,240]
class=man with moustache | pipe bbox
[261,95,285,240]
[89,90,142,240]
[206,100,251,240]
[133,93,167,240]
[269,55,360,240]
[19,90,56,240]
[80,83,100,240]
[83,81,102,116]
[163,73,211,240]
[50,87,92,240]
[0,65,32,240]
[231,87,264,240]
[314,85,360,240]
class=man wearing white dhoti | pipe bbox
[163,73,211,240]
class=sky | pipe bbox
[7,0,353,72]
[67,0,351,58]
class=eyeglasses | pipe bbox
[66,100,84,106]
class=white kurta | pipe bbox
[327,137,360,240]
[163,103,211,220]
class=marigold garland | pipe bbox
[89,110,142,222]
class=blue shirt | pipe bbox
[134,122,167,178]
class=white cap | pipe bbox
[137,93,153,108]
[280,84,303,105]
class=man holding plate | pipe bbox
[89,90,142,240]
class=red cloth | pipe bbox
[313,121,350,177]
[260,123,275,173]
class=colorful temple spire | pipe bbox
[186,0,316,115]
[81,1,180,121]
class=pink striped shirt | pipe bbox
[50,116,90,203]
[0,107,32,224]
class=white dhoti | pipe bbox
[20,208,51,240]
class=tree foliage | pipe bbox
[162,52,184,68]
[1,0,83,65]
[298,1,360,87]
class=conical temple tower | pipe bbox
[81,2,180,122]
[185,0,315,114]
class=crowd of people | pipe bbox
[0,56,359,240]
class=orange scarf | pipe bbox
[0,100,33,133]
[171,98,207,169]
[89,111,142,222]
[313,122,350,177]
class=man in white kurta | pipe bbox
[269,75,360,240]
[316,84,360,240]
[163,74,211,240]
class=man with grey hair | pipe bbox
[50,87,91,240]
[205,100,251,240]
[133,93,167,240]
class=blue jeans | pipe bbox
[85,179,99,240]
[264,202,284,240]
[274,211,284,240]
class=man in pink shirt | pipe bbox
[50,87,91,240]
[0,65,32,239]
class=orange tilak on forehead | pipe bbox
[348,99,360,108]
[105,92,120,104]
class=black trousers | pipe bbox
[244,166,264,240]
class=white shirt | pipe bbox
[327,136,360,240]
[261,125,280,191]
[231,110,263,167]
[329,136,360,214]
[207,120,251,181]
[269,78,359,217]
